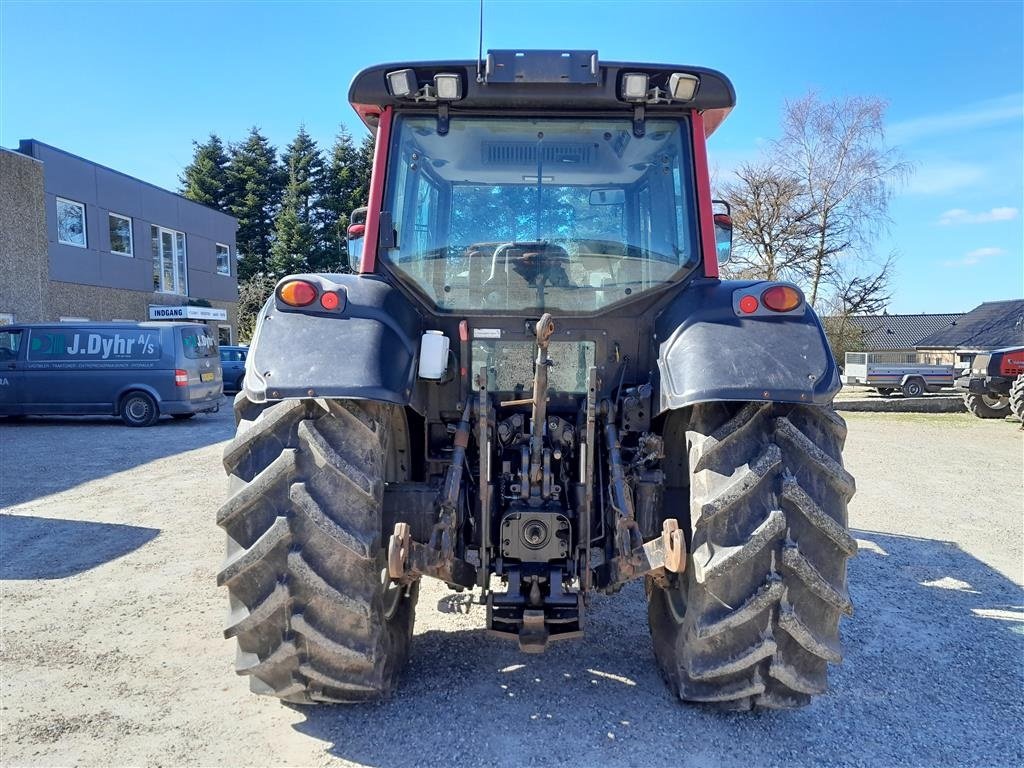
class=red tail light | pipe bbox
[174,369,188,386]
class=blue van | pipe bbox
[0,322,222,426]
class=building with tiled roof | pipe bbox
[846,313,963,353]
[915,299,1024,366]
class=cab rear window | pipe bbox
[180,327,218,359]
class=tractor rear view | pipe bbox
[955,347,1024,419]
[216,51,856,710]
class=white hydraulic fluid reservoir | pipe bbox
[418,330,450,380]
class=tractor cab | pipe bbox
[347,50,736,309]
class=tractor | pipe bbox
[217,50,856,711]
[954,346,1024,419]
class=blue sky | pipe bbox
[2,0,1021,313]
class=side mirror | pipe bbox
[712,200,732,264]
[346,206,368,270]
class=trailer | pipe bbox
[844,352,954,397]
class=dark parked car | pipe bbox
[220,345,248,394]
[0,321,222,426]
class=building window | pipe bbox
[215,243,231,276]
[218,325,232,345]
[109,213,134,256]
[151,225,188,295]
[56,197,87,247]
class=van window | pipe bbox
[0,329,22,360]
[181,327,217,359]
[27,328,161,364]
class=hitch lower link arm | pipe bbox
[387,401,477,589]
[600,404,686,590]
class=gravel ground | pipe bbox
[1,405,1022,767]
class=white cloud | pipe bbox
[903,160,987,195]
[942,247,1006,267]
[889,94,1024,145]
[937,207,1019,225]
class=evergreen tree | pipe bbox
[225,128,284,280]
[318,127,370,271]
[180,134,230,210]
[269,127,323,276]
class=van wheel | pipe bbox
[121,392,159,427]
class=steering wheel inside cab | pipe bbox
[481,242,574,305]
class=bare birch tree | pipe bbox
[775,93,911,308]
[720,160,815,282]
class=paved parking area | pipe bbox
[1,405,1022,767]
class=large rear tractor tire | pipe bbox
[217,393,417,703]
[1010,376,1024,422]
[648,402,856,710]
[964,392,1010,419]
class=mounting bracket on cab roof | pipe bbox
[485,49,600,85]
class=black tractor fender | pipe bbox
[242,274,424,408]
[654,279,841,412]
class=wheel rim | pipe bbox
[981,394,1008,409]
[127,398,149,421]
[380,566,403,620]
[662,574,688,623]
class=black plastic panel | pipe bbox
[243,274,423,405]
[654,279,841,411]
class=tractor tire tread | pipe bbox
[217,394,416,704]
[648,402,854,710]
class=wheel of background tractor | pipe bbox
[120,391,159,427]
[901,379,924,398]
[963,392,1010,419]
[1010,375,1024,422]
[647,402,856,710]
[876,388,893,397]
[217,393,418,704]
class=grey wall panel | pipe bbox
[134,219,152,260]
[206,275,239,302]
[94,205,111,252]
[99,251,150,291]
[187,233,215,274]
[33,144,96,202]
[140,185,179,230]
[186,269,211,299]
[50,245,101,284]
[95,167,144,218]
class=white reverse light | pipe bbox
[668,72,699,101]
[620,72,649,102]
[387,69,418,98]
[433,73,462,101]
